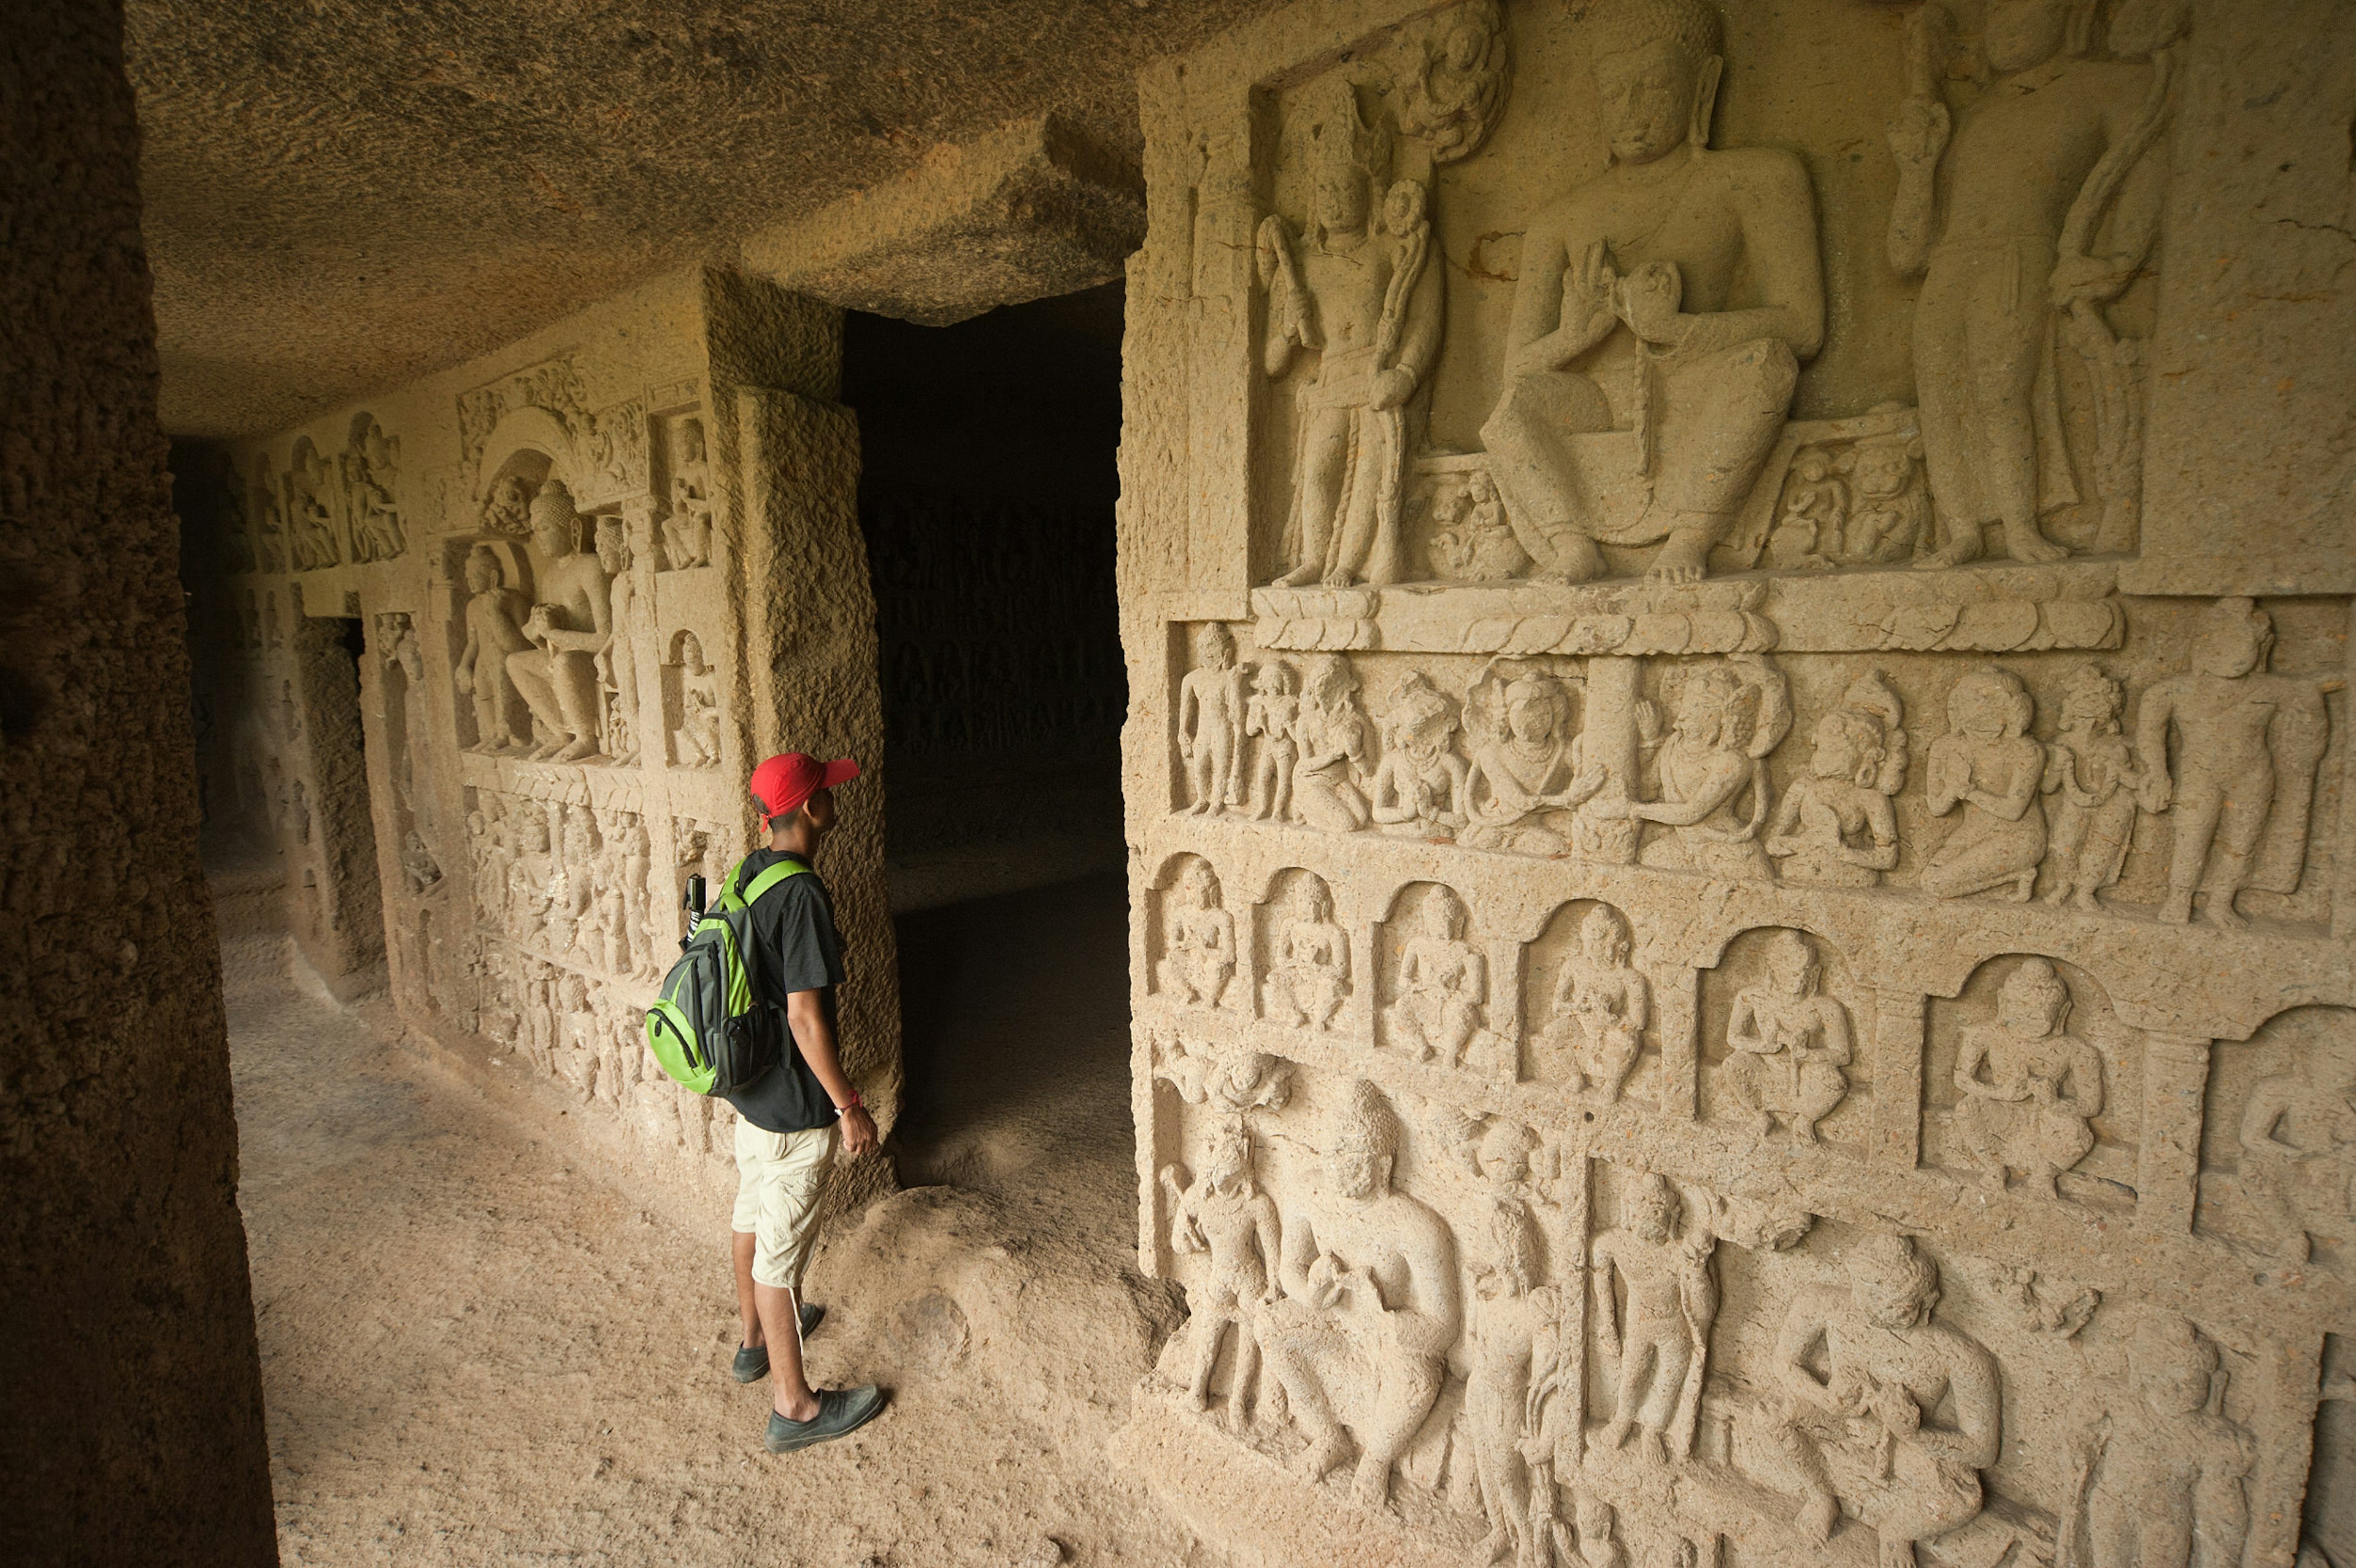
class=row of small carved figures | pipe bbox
[1147,1068,2276,1568]
[1173,598,2336,930]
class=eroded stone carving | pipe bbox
[666,632,722,768]
[2037,663,2149,913]
[661,416,714,570]
[1179,623,1246,815]
[2135,597,2334,929]
[457,546,533,753]
[1161,1120,1284,1432]
[1369,672,1469,837]
[1747,1233,2000,1566]
[1766,671,1906,887]
[1590,1171,1715,1462]
[1951,958,2103,1201]
[1719,929,1854,1145]
[342,415,405,563]
[1261,874,1349,1031]
[1391,0,1509,166]
[1260,80,1442,589]
[1265,1081,1459,1508]
[1480,0,1823,585]
[1159,859,1237,1009]
[1292,653,1374,832]
[507,481,613,762]
[2234,1022,2356,1265]
[1617,654,1790,878]
[593,517,644,766]
[1465,1195,1568,1566]
[1382,885,1503,1074]
[1531,904,1648,1101]
[1923,664,2046,900]
[2063,1314,2254,1568]
[1463,664,1606,856]
[1244,659,1300,821]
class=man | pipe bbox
[725,751,884,1453]
[1480,0,1823,585]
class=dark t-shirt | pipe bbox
[722,849,844,1134]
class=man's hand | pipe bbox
[1615,260,1685,345]
[838,1103,879,1158]
[1887,95,1950,173]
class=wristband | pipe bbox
[836,1090,863,1113]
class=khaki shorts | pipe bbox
[731,1116,839,1291]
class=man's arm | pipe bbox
[1665,155,1826,359]
[784,987,877,1156]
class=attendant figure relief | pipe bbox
[2233,1025,2356,1264]
[1258,79,1442,589]
[1763,447,1846,572]
[1888,0,2185,567]
[2061,1314,2254,1568]
[1159,1121,1284,1434]
[661,417,715,569]
[1767,670,1906,888]
[1600,654,1789,880]
[1750,1234,2001,1568]
[1838,415,1931,564]
[1291,654,1375,833]
[1177,623,1247,815]
[504,480,614,763]
[1382,887,1493,1070]
[1264,1082,1460,1510]
[2133,597,2335,929]
[1590,1171,1718,1464]
[1160,861,1238,1010]
[1479,0,1823,585]
[1261,877,1350,1031]
[2036,663,2149,913]
[1921,665,2046,900]
[1430,471,1532,583]
[1461,667,1609,856]
[1243,659,1300,822]
[1950,959,2103,1201]
[671,634,724,768]
[1465,1197,1570,1568]
[593,517,645,766]
[1719,930,1854,1146]
[1533,905,1649,1102]
[1369,672,1470,838]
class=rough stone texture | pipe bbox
[0,2,278,1561]
[1114,4,2356,1567]
[125,0,1290,439]
[193,263,901,1224]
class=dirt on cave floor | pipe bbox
[223,869,1226,1568]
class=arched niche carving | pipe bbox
[1151,852,1239,1014]
[1521,898,1655,1104]
[2196,1004,2356,1272]
[475,405,582,502]
[1697,925,1873,1156]
[1923,953,2141,1213]
[1257,867,1352,1033]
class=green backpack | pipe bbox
[644,856,809,1095]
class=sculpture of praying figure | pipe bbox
[2064,1314,2255,1568]
[1264,1081,1460,1508]
[2235,1026,2356,1264]
[455,547,534,754]
[1765,448,1844,571]
[671,634,723,767]
[1261,877,1349,1031]
[1839,417,1930,564]
[1291,654,1373,833]
[1257,80,1442,588]
[1480,0,1823,585]
[504,480,613,763]
[1755,1233,2001,1568]
[1430,471,1531,582]
[1158,1121,1283,1434]
[1590,1171,1717,1464]
[1719,930,1854,1145]
[1888,0,2176,567]
[1465,1198,1569,1567]
[1369,672,1469,837]
[1607,655,1789,880]
[1461,667,1607,856]
[1177,623,1247,816]
[1533,905,1649,1102]
[2133,597,2333,929]
[1921,665,2047,900]
[661,417,714,569]
[1952,958,2103,1200]
[1159,860,1236,1010]
[1383,888,1487,1067]
[593,517,645,765]
[1243,659,1299,822]
[1766,670,1906,888]
[2038,663,2150,913]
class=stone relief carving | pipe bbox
[1264,1080,1459,1509]
[660,415,714,571]
[1530,904,1648,1102]
[1589,1171,1715,1462]
[1369,672,1469,837]
[1717,929,1853,1146]
[1766,670,1907,887]
[341,415,405,563]
[1158,859,1237,1010]
[1261,872,1349,1031]
[2035,663,2147,912]
[285,436,342,571]
[1243,658,1300,822]
[1620,653,1791,877]
[1160,1120,1284,1432]
[665,631,723,769]
[1179,622,1247,815]
[1480,0,1823,586]
[456,545,533,754]
[2062,1314,2254,1568]
[1259,79,1442,589]
[593,516,645,766]
[1890,0,2188,566]
[507,481,614,763]
[2135,597,2334,929]
[2207,1008,2356,1267]
[1389,0,1508,166]
[1292,653,1375,833]
[1923,664,2047,900]
[1380,884,1507,1077]
[1950,958,2103,1201]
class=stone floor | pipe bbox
[222,869,1217,1568]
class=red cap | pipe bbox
[749,753,861,821]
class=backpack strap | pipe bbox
[739,857,811,905]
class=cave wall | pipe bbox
[1110,3,2356,1566]
[0,2,279,1561]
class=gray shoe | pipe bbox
[763,1385,886,1453]
[728,1304,825,1383]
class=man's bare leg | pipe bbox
[756,1282,820,1421]
[1648,517,1719,584]
[734,1230,763,1351]
[1917,517,1987,569]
